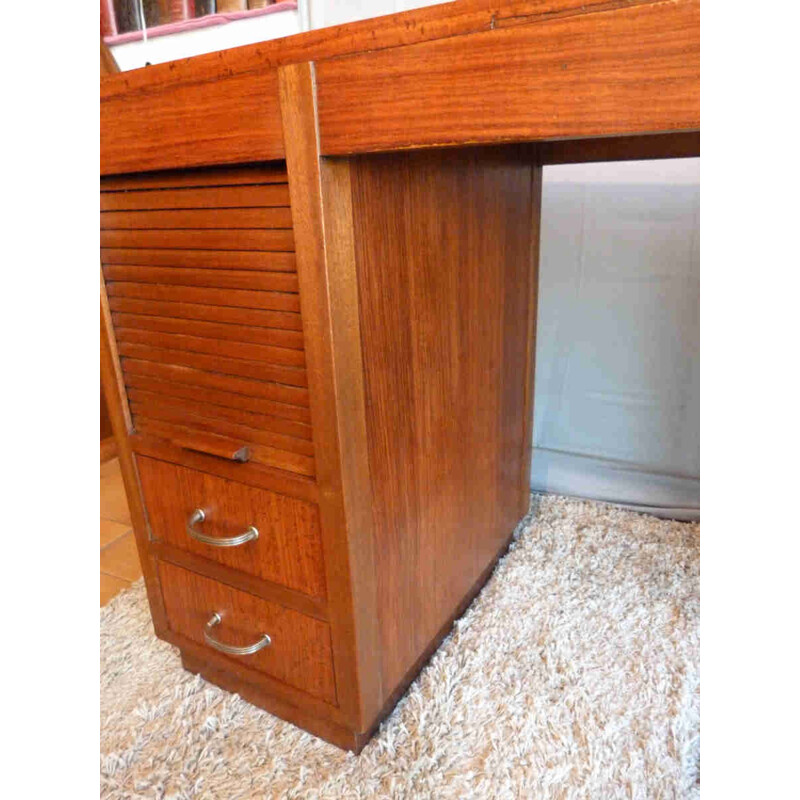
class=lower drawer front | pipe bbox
[159,561,336,704]
[138,456,326,599]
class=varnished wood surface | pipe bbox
[100,228,295,251]
[106,266,299,293]
[538,131,700,165]
[159,561,336,703]
[153,540,327,621]
[100,207,294,230]
[279,62,380,730]
[109,298,303,331]
[123,360,309,407]
[316,0,699,155]
[349,146,536,693]
[130,398,313,455]
[101,286,169,635]
[101,1,680,97]
[317,155,383,731]
[101,164,315,477]
[126,378,312,438]
[101,0,698,173]
[112,314,305,351]
[108,284,301,313]
[131,433,320,504]
[100,163,289,190]
[101,70,285,174]
[100,184,291,211]
[135,419,314,475]
[117,327,304,364]
[101,248,297,271]
[139,457,326,598]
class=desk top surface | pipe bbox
[100,0,699,174]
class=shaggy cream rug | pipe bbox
[101,495,699,799]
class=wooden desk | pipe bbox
[100,0,699,751]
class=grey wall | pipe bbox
[533,159,700,519]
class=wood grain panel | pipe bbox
[100,228,295,252]
[130,395,314,456]
[122,350,308,400]
[101,282,169,636]
[135,419,315,475]
[102,2,666,101]
[103,266,299,293]
[100,164,288,190]
[108,297,303,331]
[279,62,381,730]
[124,372,313,430]
[132,433,319,504]
[132,403,317,469]
[101,207,293,230]
[140,424,252,462]
[118,342,308,389]
[100,184,290,211]
[127,385,312,442]
[158,561,335,702]
[105,282,300,313]
[101,70,284,175]
[349,146,536,693]
[122,359,312,417]
[154,542,328,622]
[116,327,305,366]
[101,249,297,271]
[538,130,700,165]
[112,313,305,351]
[140,457,324,594]
[316,0,699,155]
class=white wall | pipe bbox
[534,159,700,519]
[307,0,444,30]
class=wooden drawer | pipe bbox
[138,456,327,599]
[159,561,336,704]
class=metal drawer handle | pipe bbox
[186,508,259,548]
[204,613,271,656]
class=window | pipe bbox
[102,1,294,44]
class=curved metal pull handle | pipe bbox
[186,508,259,548]
[204,613,271,656]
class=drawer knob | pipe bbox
[204,612,271,656]
[186,508,259,548]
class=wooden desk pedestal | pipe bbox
[101,0,698,751]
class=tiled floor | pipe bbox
[100,458,142,606]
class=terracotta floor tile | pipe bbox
[101,572,130,606]
[100,458,132,525]
[101,518,131,548]
[100,457,121,481]
[100,532,142,582]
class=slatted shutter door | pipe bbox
[101,163,315,478]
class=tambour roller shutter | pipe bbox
[100,163,315,478]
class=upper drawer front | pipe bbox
[159,561,336,704]
[101,68,284,175]
[101,164,315,479]
[138,456,327,600]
